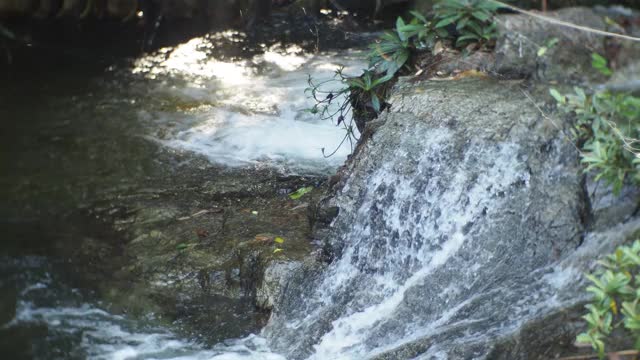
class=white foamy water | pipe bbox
[299,133,528,359]
[1,256,283,360]
[8,296,283,360]
[132,36,366,174]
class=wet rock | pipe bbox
[256,260,304,310]
[264,76,640,358]
[65,160,321,343]
[604,60,640,95]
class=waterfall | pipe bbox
[262,79,639,359]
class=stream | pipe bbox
[4,8,638,358]
[0,31,364,359]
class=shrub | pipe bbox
[577,240,640,358]
[432,0,501,47]
[551,75,640,195]
[306,67,392,156]
[307,1,504,155]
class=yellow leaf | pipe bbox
[610,299,618,315]
[274,237,285,244]
[273,248,283,254]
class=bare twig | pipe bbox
[558,349,640,360]
[520,89,584,155]
[490,0,640,42]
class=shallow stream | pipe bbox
[0,31,364,359]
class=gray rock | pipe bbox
[256,260,305,310]
[587,175,640,230]
[494,8,607,82]
[263,77,640,359]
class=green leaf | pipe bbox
[456,17,470,31]
[546,37,559,48]
[623,248,640,266]
[592,53,607,67]
[471,11,491,22]
[273,248,283,254]
[409,11,428,24]
[435,15,461,28]
[456,34,480,45]
[549,88,565,104]
[576,333,592,344]
[289,186,314,200]
[537,47,548,57]
[372,72,394,87]
[478,0,503,11]
[371,93,381,113]
[592,53,613,76]
[176,243,190,250]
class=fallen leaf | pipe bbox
[273,248,283,254]
[289,186,313,200]
[274,237,285,244]
[289,203,309,211]
[452,70,488,80]
[537,46,547,57]
[432,41,444,55]
[254,235,272,242]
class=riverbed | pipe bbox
[0,29,365,359]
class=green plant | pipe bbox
[592,53,613,76]
[368,18,414,78]
[345,69,392,113]
[577,240,640,358]
[306,67,392,156]
[396,11,448,50]
[551,54,640,195]
[307,1,503,157]
[289,186,313,200]
[537,37,559,57]
[432,0,502,47]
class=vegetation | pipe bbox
[307,0,503,156]
[548,53,640,357]
[577,240,640,358]
[306,67,393,156]
[551,55,640,195]
[432,0,501,47]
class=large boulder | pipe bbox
[494,7,607,82]
[263,76,640,359]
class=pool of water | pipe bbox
[0,31,364,359]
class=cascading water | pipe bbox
[260,79,640,359]
[3,27,639,360]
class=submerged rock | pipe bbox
[64,157,325,343]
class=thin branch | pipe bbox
[520,89,584,155]
[490,0,640,42]
[558,349,640,360]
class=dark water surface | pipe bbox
[0,23,367,356]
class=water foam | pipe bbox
[9,296,283,360]
[133,37,366,174]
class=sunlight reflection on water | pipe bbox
[131,35,366,174]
